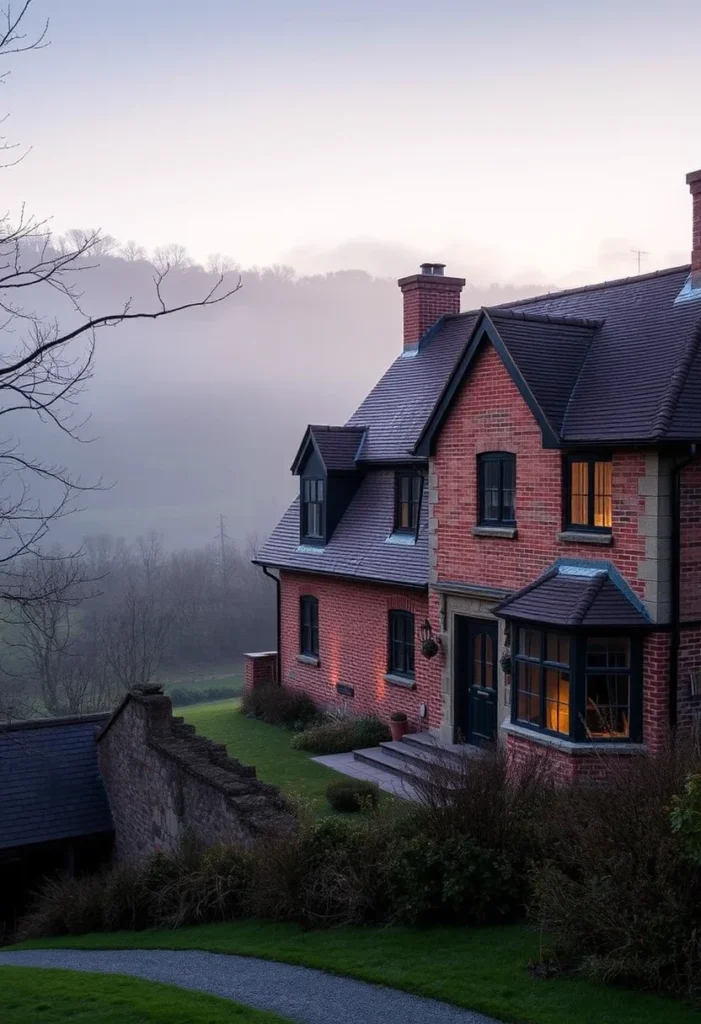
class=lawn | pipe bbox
[182,699,353,814]
[11,921,699,1024]
[1,965,289,1023]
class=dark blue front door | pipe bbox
[455,616,498,745]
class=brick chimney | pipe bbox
[398,263,466,351]
[687,169,701,285]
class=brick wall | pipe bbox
[279,570,440,730]
[432,343,648,595]
[680,457,701,620]
[506,731,644,784]
[244,651,278,689]
[398,273,464,348]
[432,341,681,772]
[97,686,294,864]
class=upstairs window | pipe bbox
[478,452,516,525]
[394,472,423,533]
[300,596,319,657]
[388,610,415,678]
[301,478,325,540]
[565,454,612,531]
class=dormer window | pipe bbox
[302,478,325,540]
[394,471,423,533]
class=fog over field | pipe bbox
[21,248,555,552]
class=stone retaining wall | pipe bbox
[97,685,294,863]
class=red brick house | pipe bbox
[254,170,701,781]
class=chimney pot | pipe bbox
[398,262,465,351]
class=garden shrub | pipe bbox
[291,716,390,754]
[531,739,701,998]
[241,683,318,729]
[382,833,524,926]
[19,871,107,939]
[670,772,701,865]
[326,779,380,812]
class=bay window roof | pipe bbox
[494,561,652,628]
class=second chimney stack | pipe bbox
[398,263,465,351]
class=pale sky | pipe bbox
[6,0,701,285]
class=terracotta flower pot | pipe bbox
[390,719,408,742]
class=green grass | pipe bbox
[9,921,698,1024]
[182,700,355,814]
[161,670,244,698]
[0,965,289,1023]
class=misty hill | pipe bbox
[13,249,551,550]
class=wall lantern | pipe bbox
[420,619,440,659]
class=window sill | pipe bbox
[502,721,646,755]
[385,532,417,546]
[557,530,612,546]
[472,525,517,540]
[297,654,320,667]
[384,672,416,690]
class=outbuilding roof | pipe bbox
[0,714,113,851]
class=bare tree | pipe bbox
[153,243,193,273]
[120,239,147,262]
[0,1,241,616]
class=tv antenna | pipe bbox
[630,248,649,275]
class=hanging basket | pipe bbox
[421,637,440,660]
[500,651,512,676]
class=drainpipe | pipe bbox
[670,444,698,731]
[261,565,281,685]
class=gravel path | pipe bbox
[0,948,500,1024]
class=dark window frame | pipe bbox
[388,610,415,678]
[394,471,424,535]
[511,625,642,743]
[563,452,613,533]
[300,595,319,657]
[478,452,516,526]
[301,477,326,542]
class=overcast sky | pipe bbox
[5,0,701,285]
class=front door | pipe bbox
[455,616,498,745]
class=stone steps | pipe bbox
[353,730,481,787]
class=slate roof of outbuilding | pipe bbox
[494,564,652,628]
[0,714,113,851]
[255,471,428,587]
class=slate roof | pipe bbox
[255,471,428,587]
[292,425,367,473]
[494,563,652,628]
[260,264,701,586]
[418,265,701,449]
[347,313,480,461]
[0,714,113,851]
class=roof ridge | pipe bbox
[569,572,607,625]
[485,308,604,329]
[651,319,701,440]
[309,424,365,433]
[446,264,691,321]
[1,712,109,733]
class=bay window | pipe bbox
[512,627,641,742]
